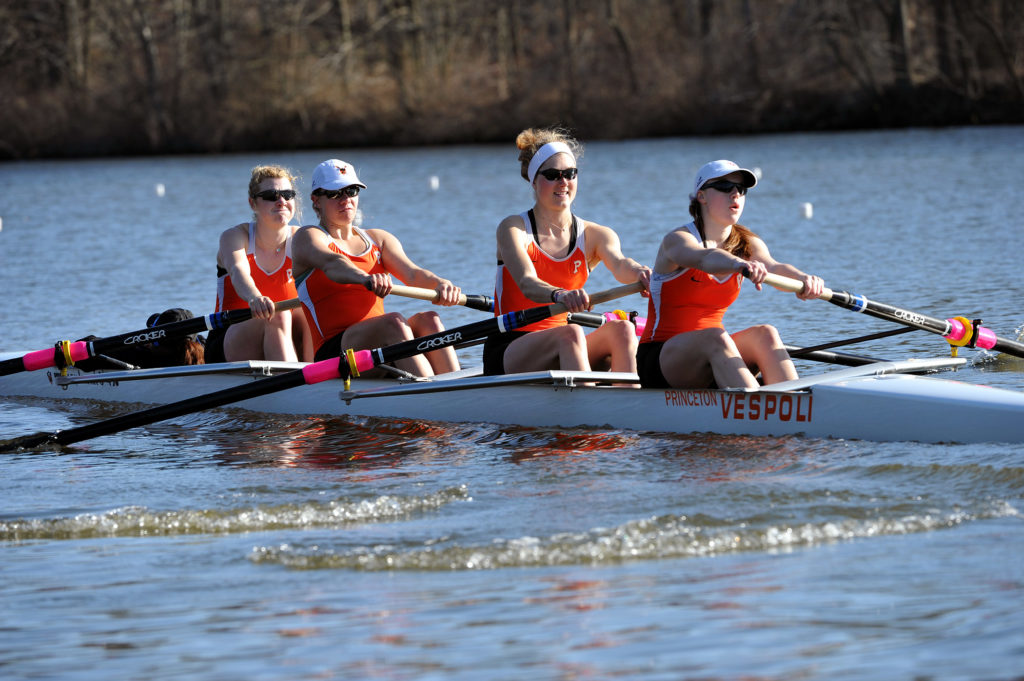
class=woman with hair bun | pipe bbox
[483,127,651,376]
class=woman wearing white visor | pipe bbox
[636,159,824,389]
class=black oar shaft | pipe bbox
[3,364,322,451]
[762,273,1024,359]
[0,300,300,377]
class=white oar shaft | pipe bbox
[762,273,834,300]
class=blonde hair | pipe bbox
[248,164,298,197]
[248,164,301,222]
[515,127,584,181]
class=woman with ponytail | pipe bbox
[636,160,824,389]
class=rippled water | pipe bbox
[2,126,1024,679]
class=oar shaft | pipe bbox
[0,299,302,377]
[762,273,1024,358]
[348,282,644,376]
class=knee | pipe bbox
[749,324,783,346]
[378,312,415,339]
[695,327,734,352]
[605,319,638,351]
[409,311,445,335]
[555,324,587,349]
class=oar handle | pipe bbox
[387,284,494,312]
[760,272,834,301]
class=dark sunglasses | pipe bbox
[702,180,748,196]
[538,167,578,182]
[253,189,297,201]
[315,186,361,200]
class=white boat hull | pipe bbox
[2,354,1024,444]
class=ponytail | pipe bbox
[688,197,757,258]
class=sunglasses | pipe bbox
[702,180,748,196]
[315,186,361,200]
[253,189,297,201]
[537,167,578,182]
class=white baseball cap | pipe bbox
[690,160,757,199]
[311,159,367,191]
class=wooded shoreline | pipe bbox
[2,0,1021,160]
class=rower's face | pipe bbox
[533,153,577,208]
[249,178,296,224]
[698,171,747,224]
[314,186,360,225]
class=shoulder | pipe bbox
[497,213,527,233]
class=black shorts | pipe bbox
[482,331,529,376]
[313,330,347,363]
[636,341,669,389]
[204,326,227,364]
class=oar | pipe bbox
[0,282,642,452]
[0,299,302,377]
[388,284,493,312]
[761,273,1024,359]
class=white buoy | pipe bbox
[0,216,3,232]
[800,202,813,219]
[752,167,763,181]
[155,183,166,197]
[429,176,440,191]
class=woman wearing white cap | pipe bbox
[636,160,823,389]
[207,164,312,364]
[291,158,462,377]
[483,127,651,376]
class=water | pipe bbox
[2,126,1024,680]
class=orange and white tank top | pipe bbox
[494,210,589,332]
[215,222,297,312]
[639,222,742,343]
[296,226,387,352]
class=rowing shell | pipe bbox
[2,353,1023,444]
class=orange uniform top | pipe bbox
[639,222,742,343]
[296,226,387,352]
[494,211,590,332]
[215,222,297,312]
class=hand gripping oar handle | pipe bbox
[0,283,642,452]
[345,282,644,377]
[388,284,494,312]
[0,299,303,377]
[760,272,1024,359]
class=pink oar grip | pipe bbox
[974,328,998,350]
[21,342,90,371]
[301,358,342,385]
[352,350,375,374]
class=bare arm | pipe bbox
[495,215,564,304]
[747,238,824,299]
[587,222,651,290]
[372,229,462,306]
[218,224,276,319]
[291,226,392,296]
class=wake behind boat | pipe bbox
[3,352,1023,444]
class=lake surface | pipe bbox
[2,126,1023,680]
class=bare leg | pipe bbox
[584,319,638,373]
[290,308,315,363]
[658,327,760,389]
[223,315,297,362]
[407,311,460,375]
[732,324,797,384]
[502,325,590,373]
[341,313,433,377]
